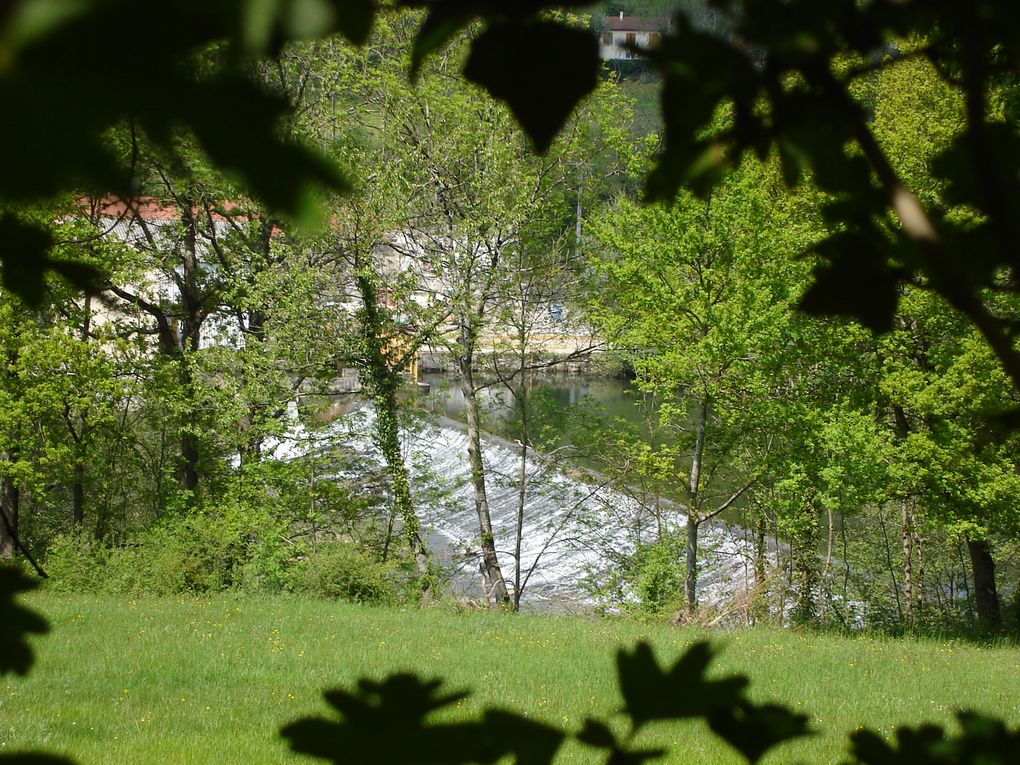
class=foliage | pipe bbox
[293,540,414,605]
[592,535,686,618]
[43,503,292,596]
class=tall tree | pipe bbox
[587,156,820,616]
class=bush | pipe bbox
[43,529,108,593]
[630,537,686,617]
[585,535,685,618]
[294,542,407,605]
[43,504,292,596]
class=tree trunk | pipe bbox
[878,505,903,625]
[915,528,926,618]
[352,269,431,585]
[684,517,699,617]
[966,537,1001,630]
[72,461,85,526]
[901,503,913,624]
[750,511,768,624]
[0,475,18,559]
[681,395,708,618]
[372,385,431,580]
[180,429,200,494]
[458,354,510,605]
[513,413,527,610]
[792,511,818,625]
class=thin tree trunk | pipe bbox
[459,354,510,605]
[682,395,709,618]
[513,379,528,610]
[915,528,926,618]
[72,461,85,526]
[372,386,431,580]
[901,502,914,624]
[792,508,817,625]
[966,537,1001,630]
[180,428,200,494]
[352,268,431,585]
[514,436,527,610]
[959,541,975,621]
[0,474,18,559]
[878,506,903,625]
[820,505,835,620]
[751,511,767,624]
[684,516,700,616]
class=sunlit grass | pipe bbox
[3,593,1019,764]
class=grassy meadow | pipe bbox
[3,593,1019,764]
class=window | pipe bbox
[602,31,613,45]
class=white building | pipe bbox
[598,13,670,60]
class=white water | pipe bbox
[269,403,757,611]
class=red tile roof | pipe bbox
[86,196,249,223]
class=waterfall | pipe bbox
[269,402,755,611]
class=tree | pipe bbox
[362,18,623,605]
[587,155,820,616]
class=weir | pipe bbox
[272,403,757,611]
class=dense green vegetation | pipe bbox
[4,593,1020,764]
[1,10,1016,636]
[3,0,1020,762]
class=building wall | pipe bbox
[599,29,661,60]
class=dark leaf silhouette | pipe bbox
[463,21,598,154]
[0,0,349,304]
[576,719,665,765]
[798,231,902,333]
[0,215,103,306]
[281,674,564,764]
[848,711,1020,765]
[617,641,748,727]
[708,702,813,763]
[0,216,54,307]
[407,0,594,79]
[0,567,49,677]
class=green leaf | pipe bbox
[463,20,598,154]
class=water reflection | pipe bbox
[416,371,653,441]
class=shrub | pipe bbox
[43,503,293,596]
[295,542,406,605]
[630,536,686,617]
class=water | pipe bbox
[417,372,653,442]
[273,397,757,612]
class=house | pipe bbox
[598,12,670,60]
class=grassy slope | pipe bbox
[3,594,1019,764]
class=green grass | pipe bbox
[3,594,1020,764]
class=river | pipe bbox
[283,374,759,612]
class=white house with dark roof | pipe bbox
[598,12,670,60]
